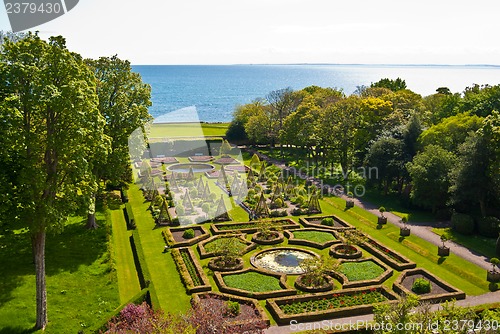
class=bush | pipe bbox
[412,278,431,294]
[270,210,287,218]
[291,208,307,216]
[224,300,240,317]
[176,204,185,216]
[321,218,334,226]
[451,213,475,235]
[477,217,500,238]
[183,229,195,239]
[171,217,180,226]
[124,203,136,229]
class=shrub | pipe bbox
[176,204,185,216]
[224,300,240,317]
[275,198,284,208]
[451,213,475,235]
[291,208,307,216]
[171,217,180,226]
[321,217,334,226]
[477,217,500,238]
[412,278,431,294]
[269,210,287,218]
[183,229,195,239]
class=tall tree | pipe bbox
[370,77,407,91]
[85,55,152,228]
[0,33,106,329]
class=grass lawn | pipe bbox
[432,227,497,259]
[127,183,191,314]
[149,122,229,138]
[0,213,120,333]
[204,237,247,253]
[223,272,282,292]
[292,230,336,243]
[339,261,385,281]
[110,207,141,303]
[320,197,490,295]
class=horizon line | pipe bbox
[131,63,500,67]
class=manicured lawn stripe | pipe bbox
[110,207,141,303]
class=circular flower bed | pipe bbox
[329,244,362,259]
[251,231,284,245]
[208,256,244,272]
[294,274,334,293]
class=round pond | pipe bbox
[250,247,319,275]
[167,163,215,173]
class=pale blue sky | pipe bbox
[1,0,500,65]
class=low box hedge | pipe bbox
[171,247,211,294]
[285,228,341,249]
[359,237,416,271]
[162,226,210,248]
[210,218,301,234]
[299,215,355,231]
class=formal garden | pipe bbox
[113,147,498,331]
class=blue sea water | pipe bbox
[132,64,500,123]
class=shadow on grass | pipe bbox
[398,236,406,242]
[438,257,447,265]
[0,326,36,334]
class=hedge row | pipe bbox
[171,247,211,294]
[124,203,136,230]
[162,226,210,248]
[130,230,160,308]
[359,237,416,271]
[299,215,355,231]
[393,268,466,304]
[266,286,399,325]
[210,218,301,234]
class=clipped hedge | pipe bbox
[477,216,500,238]
[451,212,475,235]
[130,230,151,289]
[120,187,129,203]
[171,247,211,294]
[124,203,136,230]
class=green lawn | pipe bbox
[320,197,490,295]
[223,272,282,292]
[127,183,191,314]
[110,207,141,303]
[432,227,497,259]
[339,261,385,281]
[149,122,229,138]
[292,230,336,243]
[0,213,120,333]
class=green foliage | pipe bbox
[491,258,500,272]
[182,229,195,239]
[124,203,136,229]
[339,261,385,281]
[411,278,432,294]
[371,77,407,91]
[477,216,500,238]
[176,204,185,216]
[407,145,456,212]
[321,217,335,226]
[225,300,240,317]
[223,272,282,292]
[451,213,475,235]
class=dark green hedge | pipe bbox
[451,213,475,235]
[130,230,151,288]
[477,216,500,238]
[124,203,136,230]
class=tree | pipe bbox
[226,100,265,142]
[461,84,500,117]
[407,145,456,212]
[370,77,407,91]
[0,33,106,329]
[85,55,152,228]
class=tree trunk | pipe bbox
[33,230,47,330]
[86,193,99,229]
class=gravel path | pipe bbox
[243,149,498,334]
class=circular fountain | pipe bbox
[167,163,215,173]
[250,247,319,275]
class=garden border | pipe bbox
[198,234,257,259]
[162,225,210,248]
[214,267,297,299]
[299,215,356,231]
[360,237,417,270]
[210,218,301,234]
[392,268,466,303]
[285,228,341,249]
[331,257,393,289]
[266,285,399,325]
[171,247,211,294]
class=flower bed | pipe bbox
[294,274,335,293]
[359,237,416,270]
[188,155,214,162]
[171,247,211,294]
[285,228,341,249]
[267,286,398,325]
[191,292,270,330]
[329,244,363,259]
[393,268,465,303]
[162,225,210,248]
[331,258,393,289]
[214,268,296,299]
[211,218,300,234]
[300,215,355,231]
[198,234,257,259]
[209,256,244,272]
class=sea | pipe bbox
[132,64,500,123]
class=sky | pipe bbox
[1,0,500,65]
